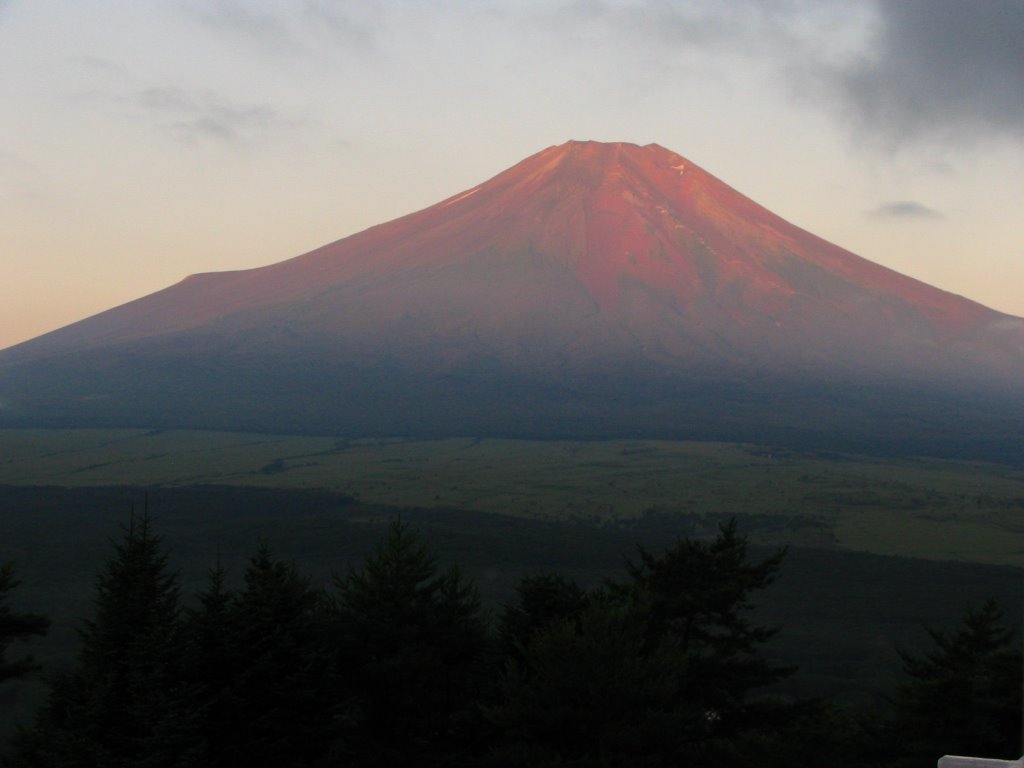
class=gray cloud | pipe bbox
[833,0,1024,146]
[301,0,372,45]
[867,201,945,221]
[67,54,129,78]
[180,0,371,56]
[63,51,299,149]
[537,0,824,59]
[126,86,298,147]
[172,0,1024,151]
[538,0,1024,149]
[184,0,298,54]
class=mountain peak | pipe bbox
[548,139,677,158]
[525,139,691,188]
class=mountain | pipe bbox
[2,140,1022,458]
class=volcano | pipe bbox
[2,141,1023,458]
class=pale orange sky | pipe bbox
[2,0,1022,351]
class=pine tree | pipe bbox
[188,542,334,768]
[489,600,687,768]
[0,563,49,685]
[333,519,489,767]
[885,599,1022,768]
[498,572,588,661]
[489,520,793,766]
[622,519,792,734]
[181,561,234,767]
[10,514,204,767]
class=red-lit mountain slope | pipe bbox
[2,141,1022,455]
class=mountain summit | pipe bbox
[2,141,1022,456]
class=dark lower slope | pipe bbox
[2,345,1023,462]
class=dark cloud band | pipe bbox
[835,0,1024,146]
[868,200,945,220]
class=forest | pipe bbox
[2,514,1020,768]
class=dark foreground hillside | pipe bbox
[3,485,1021,767]
[2,484,1020,719]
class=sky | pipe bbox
[1,0,1022,350]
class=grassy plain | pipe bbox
[2,428,1024,564]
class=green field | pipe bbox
[3,428,1024,564]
